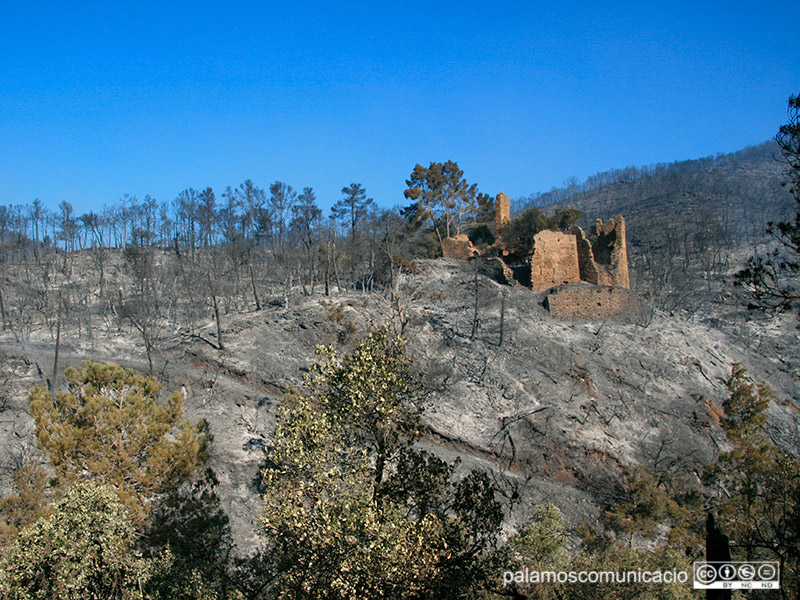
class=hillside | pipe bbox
[1,255,798,548]
[521,142,790,236]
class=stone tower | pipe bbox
[495,192,510,230]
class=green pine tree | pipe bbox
[29,362,210,523]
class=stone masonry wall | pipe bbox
[441,198,630,300]
[573,227,600,284]
[544,283,646,321]
[592,216,629,289]
[442,234,479,260]
[529,230,582,291]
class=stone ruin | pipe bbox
[495,191,510,229]
[529,216,629,291]
[441,234,479,260]
[543,283,647,321]
[441,193,644,320]
[442,194,629,292]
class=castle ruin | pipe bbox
[441,193,640,319]
[442,193,629,291]
[528,216,629,290]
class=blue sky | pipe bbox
[1,1,798,215]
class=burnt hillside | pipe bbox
[1,255,798,548]
[520,142,790,240]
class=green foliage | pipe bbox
[706,364,800,596]
[468,224,496,248]
[331,183,373,240]
[500,504,569,599]
[554,208,583,231]
[290,187,322,250]
[28,362,210,522]
[501,504,693,600]
[604,466,693,542]
[0,481,153,600]
[143,468,241,600]
[381,448,454,519]
[489,428,709,599]
[261,330,433,598]
[564,542,694,600]
[261,329,504,599]
[720,362,771,442]
[501,503,571,600]
[450,469,504,551]
[509,504,569,567]
[403,161,480,248]
[502,207,551,255]
[476,192,495,224]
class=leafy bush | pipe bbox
[261,330,503,599]
[0,482,152,600]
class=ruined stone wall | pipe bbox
[442,200,631,295]
[591,216,629,289]
[573,227,600,284]
[495,192,510,231]
[544,283,646,321]
[520,214,629,291]
[442,234,479,260]
[529,230,582,291]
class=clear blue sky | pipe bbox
[1,1,798,215]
